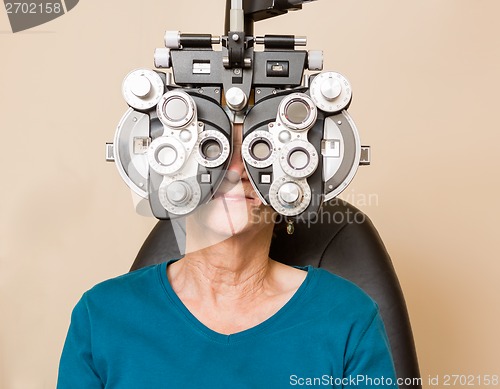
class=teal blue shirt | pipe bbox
[57,260,397,388]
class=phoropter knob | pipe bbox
[307,50,324,71]
[320,78,342,100]
[164,31,181,49]
[158,177,202,215]
[278,182,302,206]
[166,181,192,205]
[122,69,165,110]
[310,71,352,113]
[154,48,171,68]
[225,87,248,112]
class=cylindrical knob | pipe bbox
[320,78,342,100]
[122,69,165,110]
[154,48,171,68]
[278,182,301,205]
[309,71,352,113]
[308,50,324,71]
[166,181,191,205]
[225,87,248,111]
[129,74,151,98]
[164,31,181,49]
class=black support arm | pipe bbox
[224,0,318,36]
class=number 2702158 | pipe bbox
[5,3,62,14]
[443,375,499,386]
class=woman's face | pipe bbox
[188,124,275,241]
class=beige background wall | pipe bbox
[1,0,499,387]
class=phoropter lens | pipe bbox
[288,148,310,170]
[200,138,222,160]
[163,97,189,122]
[249,138,272,161]
[285,100,310,124]
[156,145,178,166]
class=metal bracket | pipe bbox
[360,146,371,166]
[105,143,115,162]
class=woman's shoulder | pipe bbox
[305,266,379,317]
[83,263,164,302]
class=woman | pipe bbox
[57,125,398,388]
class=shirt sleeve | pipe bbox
[57,293,104,389]
[343,308,399,388]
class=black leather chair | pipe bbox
[131,200,421,388]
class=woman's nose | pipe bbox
[226,145,246,183]
[225,124,247,183]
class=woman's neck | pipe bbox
[171,221,276,305]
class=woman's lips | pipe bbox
[213,179,261,205]
[213,190,260,205]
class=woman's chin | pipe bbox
[188,196,267,241]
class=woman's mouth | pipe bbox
[213,177,261,205]
[213,188,260,205]
[215,192,254,201]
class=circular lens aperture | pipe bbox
[285,100,310,124]
[164,97,189,122]
[278,93,317,131]
[250,138,272,161]
[200,138,222,161]
[288,148,310,170]
[157,90,196,128]
[279,140,319,179]
[194,130,231,168]
[241,130,277,168]
[156,145,178,166]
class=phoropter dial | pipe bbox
[242,130,277,168]
[278,93,317,131]
[310,71,352,113]
[158,177,202,215]
[157,90,196,128]
[122,69,165,111]
[148,136,187,175]
[279,140,319,179]
[195,130,231,168]
[269,179,311,217]
[278,182,301,206]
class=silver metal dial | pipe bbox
[225,87,248,112]
[194,130,231,168]
[278,182,301,205]
[147,136,186,175]
[310,71,352,113]
[122,69,165,111]
[279,140,319,179]
[242,130,277,168]
[269,179,311,216]
[278,93,317,131]
[166,181,191,204]
[158,177,201,215]
[157,90,196,128]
